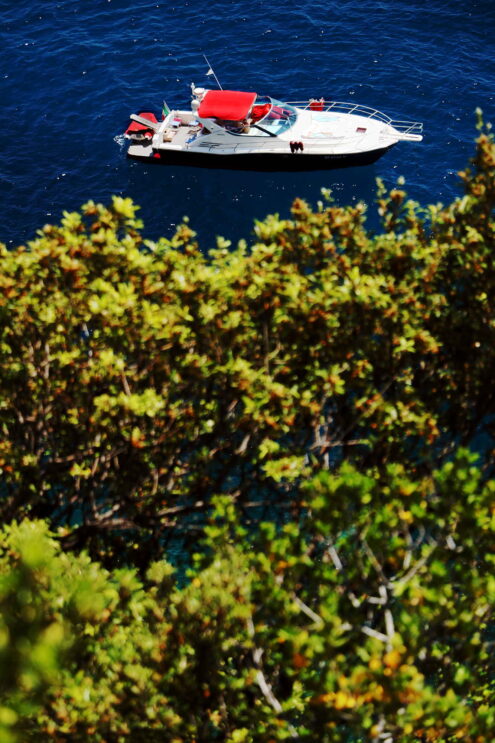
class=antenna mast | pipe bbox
[203,54,223,90]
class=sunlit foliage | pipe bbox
[1,453,494,742]
[0,118,494,741]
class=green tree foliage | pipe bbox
[1,120,494,561]
[0,121,494,741]
[0,452,494,741]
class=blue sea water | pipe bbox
[1,0,494,249]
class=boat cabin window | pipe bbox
[211,98,298,136]
[252,98,298,134]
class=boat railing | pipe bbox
[287,100,423,137]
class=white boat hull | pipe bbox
[124,92,422,171]
[127,140,396,171]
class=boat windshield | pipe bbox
[251,97,297,134]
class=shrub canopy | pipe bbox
[0,119,495,563]
[1,454,494,742]
[0,120,494,742]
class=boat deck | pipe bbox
[127,141,155,159]
[161,125,197,147]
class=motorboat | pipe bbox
[124,85,423,170]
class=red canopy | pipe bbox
[198,90,257,120]
[126,112,158,132]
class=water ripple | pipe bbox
[1,0,494,246]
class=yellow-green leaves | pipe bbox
[0,125,494,740]
[1,124,495,564]
[111,195,139,220]
[1,446,495,742]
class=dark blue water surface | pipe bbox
[1,0,494,249]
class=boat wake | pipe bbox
[113,134,127,148]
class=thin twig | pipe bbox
[247,617,298,738]
[361,626,389,643]
[292,594,323,626]
[393,541,437,590]
[361,537,391,588]
[384,609,395,651]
